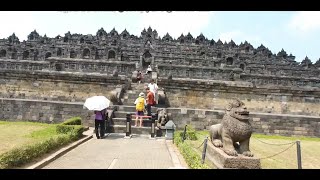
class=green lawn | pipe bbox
[0,121,59,155]
[191,131,320,169]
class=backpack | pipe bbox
[136,97,145,111]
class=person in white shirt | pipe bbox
[146,65,152,74]
[148,79,158,105]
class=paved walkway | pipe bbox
[42,133,187,169]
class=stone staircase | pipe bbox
[107,78,163,136]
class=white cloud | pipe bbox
[138,11,214,38]
[288,11,320,32]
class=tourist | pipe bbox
[94,108,106,139]
[136,70,142,84]
[146,87,155,116]
[146,65,152,74]
[134,92,146,127]
[148,79,158,105]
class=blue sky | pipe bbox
[1,11,319,62]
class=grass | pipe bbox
[0,119,85,169]
[0,121,59,155]
[194,130,320,169]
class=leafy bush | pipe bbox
[179,125,198,141]
[61,117,82,125]
[174,131,210,169]
[56,125,85,139]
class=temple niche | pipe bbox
[82,48,90,59]
[57,48,62,56]
[239,63,245,71]
[142,50,152,69]
[45,52,52,59]
[70,50,76,58]
[226,57,234,65]
[108,50,116,59]
[23,51,30,60]
[11,49,18,59]
[217,52,222,58]
[0,49,6,58]
[79,37,84,44]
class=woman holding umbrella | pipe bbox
[84,96,110,139]
[94,109,106,139]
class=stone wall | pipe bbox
[0,59,49,71]
[166,108,320,137]
[158,78,320,116]
[0,69,129,102]
[0,58,136,76]
[46,57,136,75]
[1,98,319,137]
[241,74,320,88]
[158,64,320,87]
[0,98,92,125]
[157,64,241,81]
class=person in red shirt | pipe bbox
[145,87,155,116]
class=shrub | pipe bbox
[61,117,82,125]
[56,125,85,139]
[174,131,210,169]
[179,125,198,141]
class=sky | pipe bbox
[1,11,319,63]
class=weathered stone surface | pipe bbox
[164,108,320,137]
[206,143,261,169]
[158,78,320,116]
[0,98,91,124]
[0,70,128,102]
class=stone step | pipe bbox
[106,125,152,135]
[114,111,134,118]
[114,110,165,119]
[110,117,153,126]
[116,105,157,113]
[106,125,166,136]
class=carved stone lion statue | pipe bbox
[209,98,253,157]
[157,108,168,127]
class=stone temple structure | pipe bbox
[1,27,320,137]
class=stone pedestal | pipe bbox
[206,142,261,169]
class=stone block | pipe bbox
[252,118,260,122]
[180,108,187,114]
[206,143,261,169]
[294,127,306,131]
[198,114,206,118]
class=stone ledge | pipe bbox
[206,142,261,169]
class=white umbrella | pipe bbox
[83,96,111,111]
